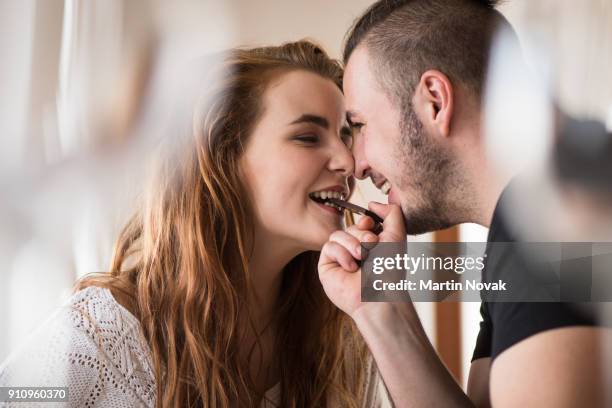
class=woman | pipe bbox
[0,41,388,407]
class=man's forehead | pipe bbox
[345,45,373,76]
[343,47,377,116]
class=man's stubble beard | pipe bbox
[393,108,461,235]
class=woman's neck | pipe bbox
[247,230,300,328]
[241,230,302,397]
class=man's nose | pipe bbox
[352,131,370,180]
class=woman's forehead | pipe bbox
[261,70,346,127]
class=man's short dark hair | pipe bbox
[344,0,511,106]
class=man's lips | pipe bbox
[373,179,391,195]
[387,186,398,205]
[380,180,391,195]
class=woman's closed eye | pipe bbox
[340,130,353,149]
[293,134,320,145]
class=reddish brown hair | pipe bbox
[77,40,367,407]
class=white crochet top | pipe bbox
[0,287,390,407]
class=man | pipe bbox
[318,0,610,406]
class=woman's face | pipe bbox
[241,69,354,251]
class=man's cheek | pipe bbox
[366,145,387,173]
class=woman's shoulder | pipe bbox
[68,286,142,334]
[0,286,156,407]
[54,286,149,362]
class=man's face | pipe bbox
[344,46,455,234]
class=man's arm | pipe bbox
[319,202,610,407]
[318,204,477,407]
[490,327,610,407]
[467,358,491,408]
[352,302,474,407]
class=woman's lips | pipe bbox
[312,200,342,216]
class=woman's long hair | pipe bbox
[76,40,367,407]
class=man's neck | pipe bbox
[463,145,512,228]
[450,109,510,228]
[475,172,508,228]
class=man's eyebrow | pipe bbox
[289,114,329,129]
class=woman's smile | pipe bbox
[308,186,348,217]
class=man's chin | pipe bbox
[402,206,454,236]
[405,221,453,236]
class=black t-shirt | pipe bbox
[471,185,599,362]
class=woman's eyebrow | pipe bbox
[289,114,329,129]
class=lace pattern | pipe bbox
[1,287,390,407]
[0,287,155,407]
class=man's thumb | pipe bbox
[368,201,407,241]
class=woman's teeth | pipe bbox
[380,181,391,195]
[311,191,346,200]
[323,201,343,211]
[309,190,346,212]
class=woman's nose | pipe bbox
[328,142,355,177]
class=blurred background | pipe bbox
[1,0,611,390]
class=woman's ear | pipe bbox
[413,70,454,138]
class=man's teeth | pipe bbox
[380,181,391,195]
[311,191,346,200]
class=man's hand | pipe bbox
[318,202,474,408]
[317,202,406,317]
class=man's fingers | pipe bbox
[319,241,359,272]
[368,201,407,242]
[368,201,395,218]
[329,230,363,259]
[345,224,379,244]
[357,215,376,230]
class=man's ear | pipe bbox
[413,70,454,138]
